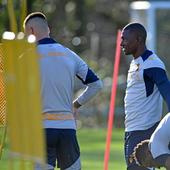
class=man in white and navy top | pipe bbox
[121,22,170,170]
[23,12,103,170]
[132,112,170,169]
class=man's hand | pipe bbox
[73,101,81,128]
[73,100,81,109]
[73,107,79,120]
[73,100,81,117]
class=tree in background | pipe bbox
[1,0,134,127]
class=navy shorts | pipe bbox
[45,129,80,170]
[124,122,159,169]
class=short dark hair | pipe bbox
[123,22,147,43]
[131,140,149,166]
[23,12,47,28]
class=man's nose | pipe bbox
[120,41,123,47]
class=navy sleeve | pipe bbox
[144,67,170,111]
[76,68,99,85]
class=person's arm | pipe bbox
[73,75,102,121]
[155,154,170,170]
[73,52,103,106]
[73,100,82,109]
[74,79,103,106]
[144,67,170,111]
[73,67,103,121]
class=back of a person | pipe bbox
[24,12,103,170]
[37,39,75,113]
[37,38,78,129]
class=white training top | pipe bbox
[124,50,168,132]
[37,38,103,129]
[149,112,170,159]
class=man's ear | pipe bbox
[137,36,143,43]
[48,26,50,34]
[30,27,34,35]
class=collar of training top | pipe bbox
[37,38,57,45]
[141,49,153,61]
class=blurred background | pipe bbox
[1,0,170,128]
[1,0,170,169]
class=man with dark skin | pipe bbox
[121,22,170,170]
[132,112,170,170]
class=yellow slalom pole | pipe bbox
[0,126,7,159]
[7,0,18,33]
[2,35,46,169]
[20,0,27,32]
[2,39,22,170]
[0,44,6,160]
[22,40,46,166]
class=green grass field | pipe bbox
[0,128,165,170]
[78,128,126,170]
